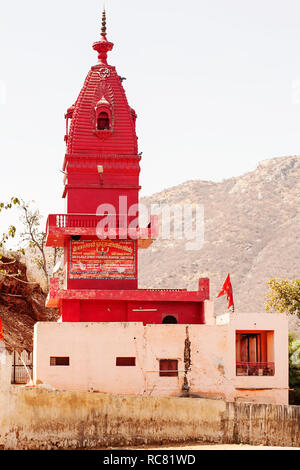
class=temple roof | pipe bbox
[66,10,138,156]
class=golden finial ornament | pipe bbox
[101,8,107,37]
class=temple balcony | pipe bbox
[45,213,159,248]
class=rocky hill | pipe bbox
[0,255,59,352]
[138,155,300,333]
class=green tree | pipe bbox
[289,333,300,405]
[0,197,21,277]
[265,278,300,318]
[0,197,20,249]
[265,279,300,404]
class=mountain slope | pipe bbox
[138,155,300,330]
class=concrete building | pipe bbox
[34,312,288,404]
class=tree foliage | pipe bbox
[289,333,300,405]
[0,197,21,277]
[19,201,64,291]
[0,198,63,292]
[19,201,49,288]
[0,197,20,248]
[265,278,300,318]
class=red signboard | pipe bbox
[69,239,136,279]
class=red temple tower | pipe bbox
[45,11,210,325]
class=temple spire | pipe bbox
[93,8,114,65]
[101,8,107,37]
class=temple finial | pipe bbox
[101,8,107,37]
[93,6,114,65]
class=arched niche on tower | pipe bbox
[93,97,113,138]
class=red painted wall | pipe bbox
[65,188,139,215]
[61,299,205,325]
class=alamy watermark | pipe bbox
[95,196,204,251]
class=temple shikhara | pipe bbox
[33,11,288,404]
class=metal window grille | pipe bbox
[236,362,275,376]
[11,350,33,384]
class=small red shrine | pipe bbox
[45,10,210,325]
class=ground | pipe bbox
[100,443,299,451]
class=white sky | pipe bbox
[1,0,300,239]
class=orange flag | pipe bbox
[217,274,234,310]
[0,316,4,341]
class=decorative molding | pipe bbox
[97,67,111,79]
[91,78,115,136]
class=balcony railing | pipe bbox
[47,213,137,230]
[236,362,275,376]
[45,213,159,247]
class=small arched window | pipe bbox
[97,112,110,131]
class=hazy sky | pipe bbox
[1,0,300,229]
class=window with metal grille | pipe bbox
[159,359,178,377]
[116,357,136,366]
[236,331,275,376]
[50,357,70,366]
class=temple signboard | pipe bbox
[69,239,136,279]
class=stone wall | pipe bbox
[0,343,12,389]
[0,388,298,449]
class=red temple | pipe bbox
[45,10,210,325]
[33,10,288,405]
